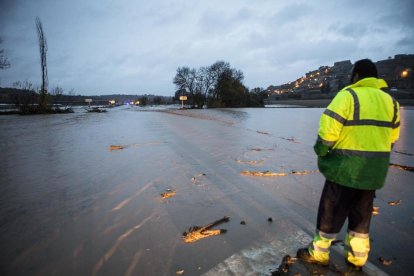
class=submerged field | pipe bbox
[0,106,413,275]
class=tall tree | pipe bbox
[0,37,10,69]
[198,66,215,101]
[36,17,48,112]
[208,61,231,100]
[173,67,199,106]
[173,67,196,94]
[216,70,248,107]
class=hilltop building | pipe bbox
[267,55,414,100]
[376,54,414,90]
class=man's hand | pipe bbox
[314,141,330,157]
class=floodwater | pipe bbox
[0,106,413,276]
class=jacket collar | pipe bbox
[345,77,388,90]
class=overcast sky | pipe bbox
[0,0,413,96]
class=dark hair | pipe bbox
[351,59,378,83]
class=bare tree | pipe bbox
[13,80,34,91]
[51,86,64,103]
[36,17,49,111]
[198,66,215,100]
[232,69,244,82]
[0,37,10,69]
[173,67,197,95]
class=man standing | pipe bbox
[297,59,400,269]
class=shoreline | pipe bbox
[1,98,413,115]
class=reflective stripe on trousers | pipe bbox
[309,230,337,262]
[344,230,370,266]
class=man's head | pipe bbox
[350,59,378,84]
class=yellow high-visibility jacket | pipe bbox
[314,77,400,190]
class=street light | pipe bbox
[401,69,409,78]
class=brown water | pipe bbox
[0,106,413,275]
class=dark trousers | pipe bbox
[317,180,375,234]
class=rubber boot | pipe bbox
[299,230,336,266]
[344,230,370,267]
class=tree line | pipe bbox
[173,61,267,108]
[0,84,174,107]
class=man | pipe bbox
[297,59,400,269]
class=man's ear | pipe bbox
[352,73,359,83]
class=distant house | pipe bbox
[267,55,414,102]
[377,54,414,90]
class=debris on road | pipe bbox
[236,159,264,165]
[271,255,296,275]
[240,220,246,225]
[182,216,229,243]
[109,145,124,150]
[379,257,393,266]
[388,199,402,206]
[109,141,163,151]
[176,269,184,275]
[249,147,274,151]
[191,173,206,184]
[257,130,271,135]
[240,170,318,177]
[161,189,176,199]
[241,171,288,177]
[389,163,414,172]
[280,137,300,143]
[291,170,319,175]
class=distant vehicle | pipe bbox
[390,87,398,92]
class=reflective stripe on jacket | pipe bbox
[314,77,400,190]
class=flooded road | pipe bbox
[0,106,413,275]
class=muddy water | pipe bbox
[0,106,413,275]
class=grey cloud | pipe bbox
[273,39,357,66]
[0,0,21,26]
[197,9,234,35]
[376,0,414,28]
[196,6,256,38]
[270,2,313,27]
[328,23,369,39]
[397,36,414,47]
[232,7,254,22]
